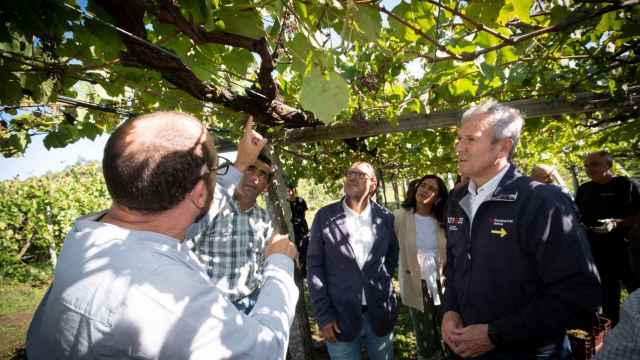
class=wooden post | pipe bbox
[569,164,580,197]
[377,168,387,208]
[264,145,313,360]
[400,179,408,199]
[392,176,400,210]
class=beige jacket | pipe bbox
[394,207,446,311]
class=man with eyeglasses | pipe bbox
[308,161,399,360]
[26,112,299,360]
[188,149,275,314]
[576,150,640,325]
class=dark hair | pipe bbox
[401,174,448,224]
[102,112,214,213]
[591,150,613,168]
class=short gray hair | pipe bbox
[461,100,524,159]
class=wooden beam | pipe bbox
[281,91,640,145]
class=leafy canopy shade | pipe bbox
[0,0,638,181]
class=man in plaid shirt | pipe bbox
[189,151,274,314]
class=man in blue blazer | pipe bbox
[308,161,399,360]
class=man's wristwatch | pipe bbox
[487,323,504,347]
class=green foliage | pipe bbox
[0,162,110,283]
[0,0,636,188]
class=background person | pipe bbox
[287,180,310,279]
[188,150,274,314]
[575,150,640,325]
[307,161,399,360]
[395,174,448,360]
[531,164,572,197]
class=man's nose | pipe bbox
[454,140,463,153]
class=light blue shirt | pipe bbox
[26,167,299,360]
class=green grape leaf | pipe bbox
[498,0,532,24]
[25,75,57,104]
[465,0,505,25]
[300,68,349,124]
[288,33,313,73]
[596,12,617,33]
[475,32,501,48]
[550,6,571,25]
[219,7,264,39]
[512,0,533,21]
[0,131,30,157]
[222,48,255,76]
[43,124,78,150]
[389,2,418,42]
[450,78,477,97]
[0,70,24,105]
[178,0,208,26]
[351,5,381,42]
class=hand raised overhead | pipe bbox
[235,116,268,172]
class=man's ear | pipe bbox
[499,138,514,159]
[189,179,208,209]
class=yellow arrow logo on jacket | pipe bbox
[491,228,507,238]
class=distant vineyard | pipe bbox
[0,162,110,283]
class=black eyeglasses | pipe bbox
[215,156,232,176]
[345,170,371,180]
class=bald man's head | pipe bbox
[531,164,554,184]
[103,111,216,213]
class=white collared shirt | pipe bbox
[467,164,510,221]
[342,199,374,305]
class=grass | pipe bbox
[0,280,47,359]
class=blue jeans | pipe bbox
[326,314,394,360]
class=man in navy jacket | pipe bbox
[308,161,399,360]
[442,101,601,359]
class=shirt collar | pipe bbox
[230,195,256,213]
[342,198,372,219]
[468,164,510,197]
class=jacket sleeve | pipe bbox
[306,209,337,329]
[492,187,601,345]
[442,233,460,314]
[385,213,400,277]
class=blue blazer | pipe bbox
[307,199,399,341]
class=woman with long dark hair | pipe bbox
[394,175,448,360]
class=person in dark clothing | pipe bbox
[575,151,640,325]
[442,100,601,360]
[287,180,310,278]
